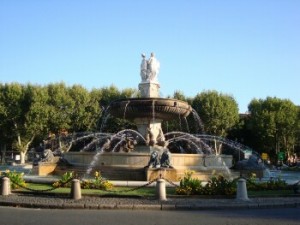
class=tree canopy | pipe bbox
[0,82,299,163]
[192,90,239,137]
[248,97,299,160]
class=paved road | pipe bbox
[1,207,299,225]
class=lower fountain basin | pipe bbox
[51,152,235,181]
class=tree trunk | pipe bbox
[214,139,222,155]
[214,139,218,155]
[20,151,26,164]
[17,133,35,165]
[0,143,6,164]
[217,143,223,155]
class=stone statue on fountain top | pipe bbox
[139,52,160,98]
[140,53,148,82]
[140,52,160,83]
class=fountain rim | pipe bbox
[109,97,191,104]
[108,97,193,120]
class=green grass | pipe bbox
[248,189,295,197]
[15,183,296,197]
[16,183,176,197]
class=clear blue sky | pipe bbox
[1,0,299,113]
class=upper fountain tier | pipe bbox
[108,53,192,121]
[109,97,192,121]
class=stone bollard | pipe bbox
[1,177,11,196]
[70,179,81,200]
[236,178,249,201]
[156,179,167,201]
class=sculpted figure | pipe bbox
[140,53,148,82]
[146,150,172,168]
[146,151,160,168]
[140,52,160,83]
[147,52,160,82]
[123,137,137,152]
[146,126,156,146]
[156,127,168,147]
[42,149,54,162]
[160,150,172,168]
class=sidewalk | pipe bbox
[1,192,300,210]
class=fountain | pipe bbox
[33,52,238,181]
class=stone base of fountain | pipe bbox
[32,156,60,176]
[134,145,165,153]
[51,152,237,181]
[32,163,58,176]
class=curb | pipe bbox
[0,199,299,210]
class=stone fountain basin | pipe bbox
[63,152,233,168]
[109,98,192,121]
[55,152,235,181]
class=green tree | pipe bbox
[47,82,73,134]
[296,107,300,155]
[98,85,122,107]
[227,113,256,150]
[0,84,14,163]
[0,84,13,163]
[96,86,137,133]
[248,97,299,161]
[173,90,186,101]
[192,90,239,154]
[0,83,49,164]
[67,85,101,132]
[120,88,139,99]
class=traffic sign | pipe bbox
[261,153,268,160]
[278,152,285,160]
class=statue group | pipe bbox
[146,150,172,168]
[140,52,160,83]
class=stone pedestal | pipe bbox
[134,118,164,146]
[136,81,166,146]
[138,82,160,98]
[32,163,57,176]
[146,168,178,181]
